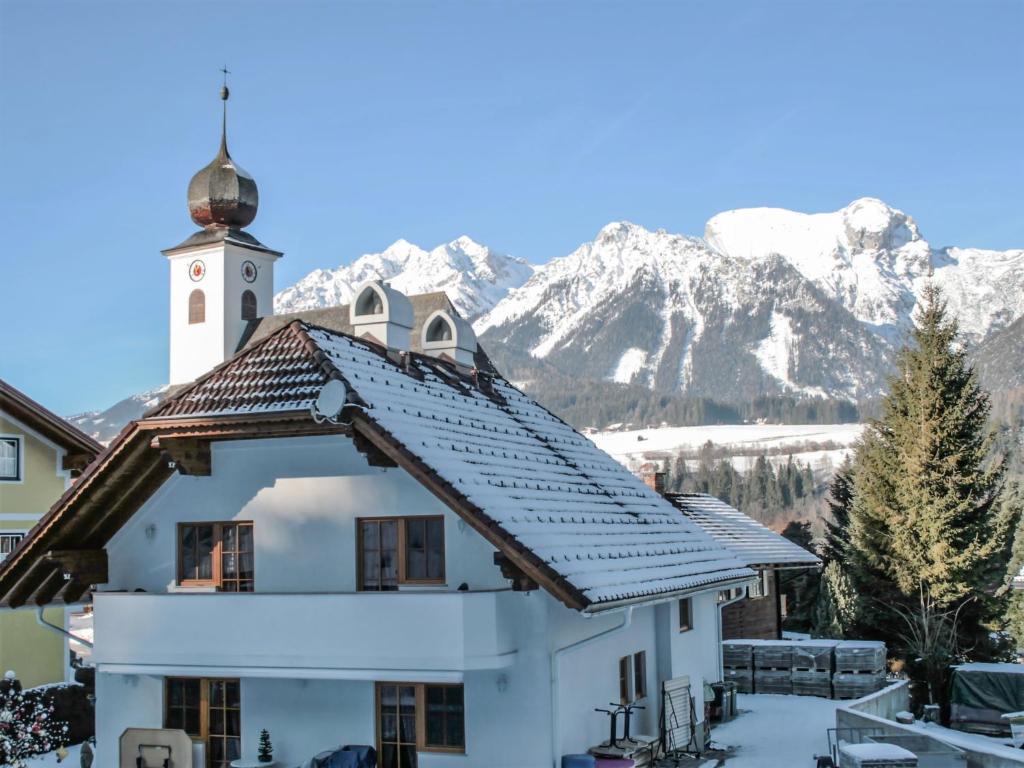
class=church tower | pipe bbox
[164,79,282,385]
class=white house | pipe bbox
[0,87,762,768]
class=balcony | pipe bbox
[92,589,519,678]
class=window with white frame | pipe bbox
[0,437,21,481]
[748,570,772,599]
[0,533,25,560]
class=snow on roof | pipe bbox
[664,493,820,569]
[302,326,753,608]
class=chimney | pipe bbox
[639,462,665,495]
[421,308,477,368]
[349,280,414,351]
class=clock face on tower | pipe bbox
[189,260,206,282]
[241,260,258,283]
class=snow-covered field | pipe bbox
[712,693,841,766]
[590,423,864,475]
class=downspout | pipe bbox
[550,606,633,768]
[36,606,93,648]
[715,588,747,681]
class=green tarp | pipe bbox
[951,664,1024,714]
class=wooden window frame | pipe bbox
[678,597,693,632]
[375,682,466,758]
[633,651,648,700]
[164,677,241,768]
[357,516,446,590]
[618,655,633,705]
[177,522,254,591]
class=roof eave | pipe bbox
[581,571,759,616]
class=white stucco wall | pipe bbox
[104,435,505,595]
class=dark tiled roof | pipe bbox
[0,379,103,457]
[664,493,821,569]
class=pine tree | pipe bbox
[845,284,1019,659]
[811,561,857,638]
[822,458,854,564]
[257,729,273,763]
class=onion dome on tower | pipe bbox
[186,82,259,230]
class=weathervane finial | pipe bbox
[219,66,231,155]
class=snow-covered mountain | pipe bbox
[68,385,169,443]
[75,198,1024,440]
[275,236,533,320]
[478,198,1024,403]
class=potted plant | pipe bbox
[257,729,273,763]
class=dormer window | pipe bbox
[425,316,453,343]
[241,290,257,321]
[188,289,205,324]
[355,285,384,316]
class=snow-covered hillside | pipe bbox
[275,236,533,320]
[590,423,865,477]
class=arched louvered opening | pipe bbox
[241,290,257,321]
[425,316,453,343]
[188,289,206,324]
[354,286,384,317]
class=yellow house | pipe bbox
[0,379,101,687]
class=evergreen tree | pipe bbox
[845,284,1019,660]
[822,458,854,564]
[811,561,857,638]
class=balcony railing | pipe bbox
[92,589,519,676]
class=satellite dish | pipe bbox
[312,379,348,423]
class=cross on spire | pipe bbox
[219,66,231,154]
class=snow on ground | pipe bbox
[711,693,840,766]
[23,743,82,767]
[610,347,648,384]
[590,423,864,475]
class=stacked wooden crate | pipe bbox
[722,640,754,693]
[753,640,793,695]
[792,639,838,697]
[833,640,887,699]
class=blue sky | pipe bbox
[1,0,1022,415]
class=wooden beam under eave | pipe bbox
[62,452,93,477]
[3,561,51,608]
[44,549,108,586]
[154,436,211,476]
[30,568,68,607]
[55,577,91,606]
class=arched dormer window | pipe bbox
[188,289,205,324]
[241,290,257,321]
[354,285,384,317]
[425,315,453,343]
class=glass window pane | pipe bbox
[239,524,253,552]
[400,714,416,742]
[227,709,241,737]
[166,708,183,730]
[447,714,464,748]
[399,745,416,768]
[381,520,398,551]
[223,524,237,552]
[197,526,214,579]
[239,554,254,581]
[361,521,379,550]
[223,553,237,579]
[184,708,200,736]
[407,549,425,579]
[226,681,240,708]
[211,680,224,706]
[227,738,241,761]
[407,519,425,551]
[427,520,444,578]
[185,679,201,704]
[210,738,223,761]
[181,528,196,579]
[381,713,397,741]
[380,745,397,768]
[426,712,444,746]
